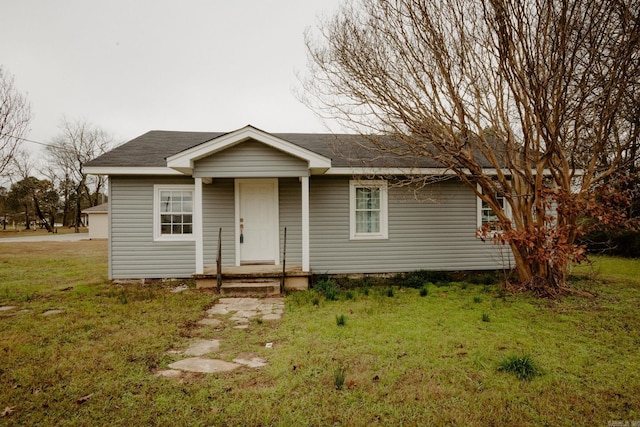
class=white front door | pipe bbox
[236,179,279,265]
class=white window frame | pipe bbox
[476,184,512,232]
[153,184,196,242]
[349,180,388,240]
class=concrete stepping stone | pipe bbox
[231,310,259,319]
[233,355,268,368]
[224,297,261,310]
[155,369,182,378]
[42,309,64,316]
[261,313,281,321]
[171,284,189,293]
[197,318,222,327]
[0,306,17,312]
[169,357,240,373]
[207,306,229,315]
[184,339,220,356]
[233,324,249,330]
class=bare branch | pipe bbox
[0,66,31,178]
[304,0,640,293]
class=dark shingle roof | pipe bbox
[87,130,457,169]
[85,131,226,167]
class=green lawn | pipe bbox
[1,242,638,426]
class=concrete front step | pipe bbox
[195,264,311,293]
[219,280,281,297]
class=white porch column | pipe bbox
[194,177,204,274]
[301,175,310,272]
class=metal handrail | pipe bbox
[216,227,222,292]
[281,227,287,293]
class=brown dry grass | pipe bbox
[0,226,88,238]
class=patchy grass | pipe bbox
[0,243,639,426]
[498,354,541,381]
[0,226,88,238]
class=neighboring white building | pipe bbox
[82,203,108,239]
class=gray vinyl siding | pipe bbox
[309,176,512,274]
[202,179,236,268]
[278,178,302,264]
[109,173,509,279]
[193,140,308,178]
[110,176,196,279]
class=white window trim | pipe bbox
[153,184,196,242]
[476,184,512,232]
[349,179,388,240]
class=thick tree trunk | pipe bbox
[509,241,570,297]
[23,204,30,230]
[32,196,53,232]
[74,180,84,233]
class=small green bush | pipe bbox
[334,366,347,390]
[315,278,340,301]
[469,272,499,286]
[403,274,425,289]
[402,270,452,287]
[419,286,428,297]
[473,296,483,303]
[336,314,346,326]
[118,291,128,304]
[386,287,395,297]
[498,354,541,381]
[482,313,490,322]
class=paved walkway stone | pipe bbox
[233,354,268,368]
[168,357,240,373]
[183,339,220,356]
[161,296,285,377]
[42,309,64,316]
[206,305,229,315]
[197,318,222,327]
[155,369,183,378]
[0,306,17,312]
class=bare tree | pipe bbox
[304,0,640,296]
[47,118,113,232]
[0,66,31,178]
[10,148,36,181]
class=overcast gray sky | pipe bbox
[1,0,343,151]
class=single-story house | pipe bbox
[82,203,109,239]
[85,125,511,287]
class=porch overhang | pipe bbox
[166,125,332,176]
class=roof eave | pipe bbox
[84,166,184,176]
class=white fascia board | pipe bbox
[324,167,567,176]
[324,167,462,175]
[84,166,184,176]
[166,126,332,171]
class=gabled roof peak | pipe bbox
[166,125,332,175]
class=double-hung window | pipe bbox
[477,185,510,232]
[349,180,388,239]
[154,185,195,241]
[480,195,505,227]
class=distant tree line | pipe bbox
[0,116,113,232]
[0,66,114,231]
